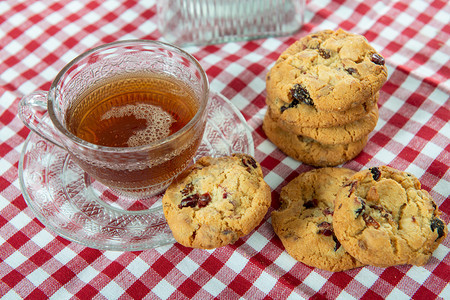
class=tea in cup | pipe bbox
[19,40,209,199]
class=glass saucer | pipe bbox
[18,92,254,251]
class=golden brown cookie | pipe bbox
[266,92,378,129]
[333,166,448,267]
[276,105,379,145]
[266,28,387,112]
[272,167,365,272]
[262,112,367,167]
[162,154,271,249]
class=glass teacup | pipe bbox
[19,40,209,200]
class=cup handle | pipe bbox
[18,91,65,148]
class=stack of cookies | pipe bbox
[272,166,448,272]
[263,29,388,167]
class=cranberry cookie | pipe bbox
[266,28,387,112]
[162,154,271,249]
[333,166,448,267]
[275,105,378,145]
[272,167,364,272]
[266,92,378,129]
[262,112,367,167]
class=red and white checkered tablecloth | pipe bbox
[1,0,449,299]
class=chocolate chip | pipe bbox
[431,202,437,210]
[304,199,318,209]
[370,205,391,219]
[181,183,194,196]
[370,167,381,181]
[178,195,198,208]
[280,103,293,113]
[355,197,366,218]
[281,84,314,112]
[292,84,313,105]
[370,53,385,65]
[430,217,445,241]
[346,67,358,75]
[332,235,341,251]
[318,48,331,59]
[280,99,299,112]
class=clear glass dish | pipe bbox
[18,92,254,251]
[157,0,305,46]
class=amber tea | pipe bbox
[67,73,198,147]
[65,73,204,193]
[20,39,209,203]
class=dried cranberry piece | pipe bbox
[318,221,332,229]
[318,48,331,59]
[370,205,391,219]
[320,229,333,236]
[197,193,212,208]
[363,213,380,229]
[370,167,381,181]
[347,181,358,197]
[430,217,445,241]
[178,193,211,209]
[370,53,385,65]
[317,222,333,236]
[323,207,334,216]
[317,222,341,251]
[242,156,257,169]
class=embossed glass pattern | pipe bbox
[19,92,254,250]
[157,0,305,46]
[19,40,210,198]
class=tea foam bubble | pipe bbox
[101,103,175,147]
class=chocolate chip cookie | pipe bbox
[333,166,448,267]
[162,154,271,249]
[272,167,365,272]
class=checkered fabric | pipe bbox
[1,0,449,299]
